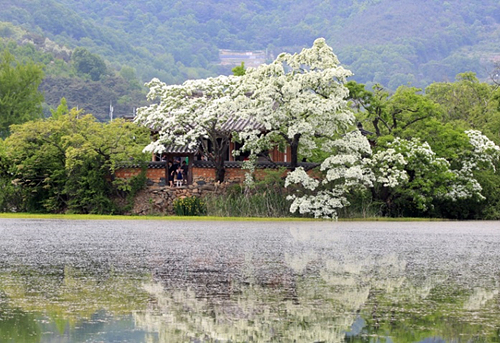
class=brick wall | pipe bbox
[115,167,167,186]
[116,165,311,186]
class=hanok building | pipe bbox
[117,116,318,187]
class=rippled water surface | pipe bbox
[0,219,499,342]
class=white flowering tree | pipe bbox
[283,129,500,219]
[366,130,500,216]
[135,75,241,182]
[285,131,374,219]
[236,38,355,169]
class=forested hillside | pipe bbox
[1,0,499,89]
[0,22,147,120]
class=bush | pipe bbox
[173,196,206,216]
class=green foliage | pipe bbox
[0,49,44,138]
[470,167,500,220]
[2,0,499,88]
[114,166,148,213]
[337,188,384,219]
[426,72,500,144]
[0,37,146,121]
[41,75,148,122]
[71,47,107,81]
[1,105,150,213]
[346,75,500,219]
[348,81,443,139]
[49,97,68,119]
[173,196,206,216]
[204,169,294,218]
[231,62,245,76]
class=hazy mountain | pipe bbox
[1,0,499,89]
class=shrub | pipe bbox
[173,196,206,216]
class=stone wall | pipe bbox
[131,183,224,215]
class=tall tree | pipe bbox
[237,38,354,169]
[135,75,242,182]
[425,72,500,144]
[346,81,442,139]
[0,50,44,138]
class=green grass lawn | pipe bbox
[0,213,444,221]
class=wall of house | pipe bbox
[115,167,167,186]
[115,165,281,187]
[116,163,318,215]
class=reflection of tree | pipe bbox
[0,265,149,335]
[0,303,41,343]
[293,225,500,340]
[135,279,365,343]
[130,225,500,342]
[1,223,500,342]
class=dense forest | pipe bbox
[1,0,499,90]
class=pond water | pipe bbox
[0,219,499,342]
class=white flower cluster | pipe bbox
[135,75,241,154]
[365,148,408,188]
[235,37,355,161]
[287,189,350,220]
[440,130,499,202]
[285,132,373,219]
[465,130,500,171]
[285,167,319,191]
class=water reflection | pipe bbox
[0,220,499,342]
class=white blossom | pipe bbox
[235,38,355,165]
[285,167,319,191]
[465,130,500,171]
[135,75,241,153]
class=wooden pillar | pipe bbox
[188,153,194,185]
[229,141,234,161]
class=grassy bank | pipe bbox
[0,213,446,222]
[0,212,316,221]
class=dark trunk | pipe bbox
[215,161,225,183]
[212,136,229,183]
[290,134,301,170]
[373,117,381,137]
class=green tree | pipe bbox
[0,50,44,138]
[71,47,108,81]
[425,72,500,144]
[346,81,442,139]
[231,62,245,76]
[2,106,150,213]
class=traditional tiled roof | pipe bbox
[161,145,198,154]
[219,117,265,132]
[117,161,166,169]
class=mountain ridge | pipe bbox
[1,0,499,89]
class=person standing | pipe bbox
[167,161,175,187]
[181,160,188,184]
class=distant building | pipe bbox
[219,49,268,68]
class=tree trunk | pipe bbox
[212,137,229,183]
[215,163,225,183]
[290,134,301,170]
